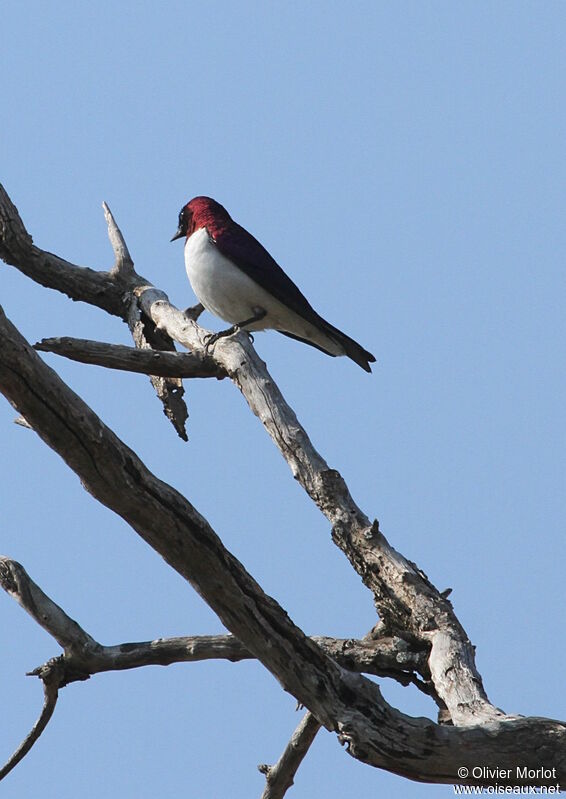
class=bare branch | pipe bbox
[0,307,566,786]
[0,185,126,316]
[0,659,61,782]
[0,304,359,729]
[0,185,191,438]
[314,635,434,697]
[2,546,411,796]
[126,299,190,440]
[0,556,429,687]
[103,201,134,277]
[20,635,430,687]
[259,712,322,799]
[133,287,496,725]
[34,337,225,379]
[102,205,191,441]
[0,557,96,652]
[0,184,34,266]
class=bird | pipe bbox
[171,196,376,372]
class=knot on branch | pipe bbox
[28,656,67,687]
[28,655,91,689]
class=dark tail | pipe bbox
[279,322,376,373]
[322,320,376,372]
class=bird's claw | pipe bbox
[203,332,220,353]
[203,309,264,352]
[203,325,239,352]
[203,333,215,353]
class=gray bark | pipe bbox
[34,336,225,379]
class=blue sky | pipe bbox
[1,2,565,797]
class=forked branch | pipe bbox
[0,556,428,683]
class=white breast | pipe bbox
[183,227,344,355]
[184,227,272,327]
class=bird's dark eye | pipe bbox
[176,207,190,236]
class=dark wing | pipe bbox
[213,222,323,324]
[213,223,376,372]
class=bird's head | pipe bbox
[171,196,231,241]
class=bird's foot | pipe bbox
[203,308,266,352]
[203,325,239,352]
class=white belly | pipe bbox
[183,227,343,355]
[184,227,273,327]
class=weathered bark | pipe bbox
[1,307,565,788]
[0,664,60,782]
[259,712,322,799]
[34,337,225,379]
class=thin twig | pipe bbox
[259,712,322,799]
[0,660,62,782]
[103,202,134,277]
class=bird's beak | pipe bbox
[170,227,184,242]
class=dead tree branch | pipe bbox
[103,200,190,439]
[103,201,134,278]
[259,712,322,799]
[0,308,565,787]
[0,557,96,652]
[0,556,428,684]
[0,659,61,782]
[34,337,225,379]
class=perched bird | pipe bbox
[171,196,376,372]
